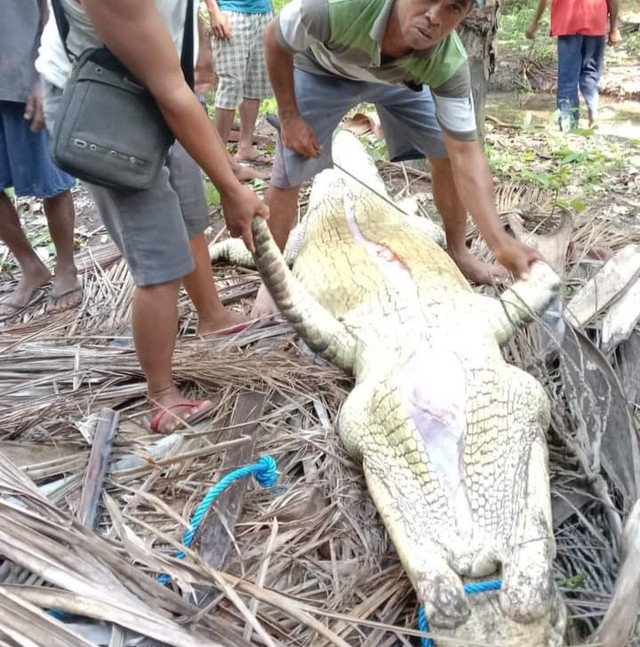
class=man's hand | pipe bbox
[493,236,542,280]
[220,185,270,252]
[210,11,231,39]
[280,115,322,158]
[525,22,538,39]
[608,27,621,46]
[24,80,45,133]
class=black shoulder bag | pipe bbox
[49,0,194,191]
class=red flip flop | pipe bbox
[149,400,215,434]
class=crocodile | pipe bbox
[211,130,640,646]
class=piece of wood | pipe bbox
[565,244,640,328]
[77,408,119,530]
[615,331,640,409]
[560,326,640,519]
[194,391,266,606]
[601,277,640,353]
[457,2,499,141]
[507,207,574,276]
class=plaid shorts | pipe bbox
[213,11,273,110]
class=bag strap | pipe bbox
[50,0,195,90]
[50,0,73,61]
[181,0,195,91]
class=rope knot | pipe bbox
[254,455,278,488]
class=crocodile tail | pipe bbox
[251,216,357,372]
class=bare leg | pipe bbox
[429,157,508,284]
[235,98,262,160]
[216,105,268,182]
[251,184,300,318]
[0,191,51,315]
[43,190,82,309]
[214,106,236,148]
[182,232,248,336]
[132,280,212,433]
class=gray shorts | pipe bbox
[42,81,208,287]
[271,68,449,189]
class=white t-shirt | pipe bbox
[36,0,199,89]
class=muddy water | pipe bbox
[486,92,640,140]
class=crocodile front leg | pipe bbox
[500,428,556,624]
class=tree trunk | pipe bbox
[457,1,500,142]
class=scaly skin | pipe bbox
[222,130,571,644]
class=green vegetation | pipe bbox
[498,0,555,63]
[485,126,628,198]
[203,178,221,207]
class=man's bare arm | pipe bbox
[263,20,320,157]
[81,0,237,193]
[204,0,231,39]
[264,20,298,122]
[39,0,49,31]
[607,0,620,27]
[607,0,621,45]
[443,134,541,278]
[525,0,548,38]
[80,0,268,250]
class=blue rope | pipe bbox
[158,455,278,586]
[418,579,502,647]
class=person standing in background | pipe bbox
[526,0,621,130]
[0,0,82,320]
[205,0,274,170]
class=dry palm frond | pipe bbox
[0,173,638,645]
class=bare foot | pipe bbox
[234,163,270,182]
[0,267,51,318]
[251,283,282,321]
[148,384,214,434]
[48,271,83,312]
[448,249,509,285]
[234,147,272,165]
[197,308,251,337]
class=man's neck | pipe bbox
[381,4,412,59]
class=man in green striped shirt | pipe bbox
[254,0,541,315]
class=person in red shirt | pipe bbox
[526,0,621,129]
